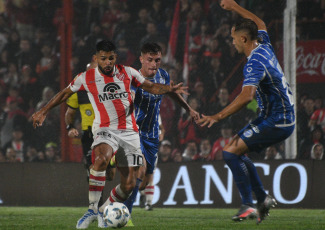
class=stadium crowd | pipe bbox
[0,0,324,163]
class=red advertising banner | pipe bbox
[278,40,325,83]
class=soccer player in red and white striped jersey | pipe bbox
[32,40,188,229]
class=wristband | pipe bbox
[66,124,74,131]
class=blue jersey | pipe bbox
[243,30,295,127]
[132,68,170,139]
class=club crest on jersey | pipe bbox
[116,72,125,81]
[98,83,128,102]
[243,129,253,138]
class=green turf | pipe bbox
[0,207,324,230]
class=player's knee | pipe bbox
[222,151,237,161]
[94,155,110,169]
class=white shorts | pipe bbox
[92,128,144,167]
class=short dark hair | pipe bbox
[141,42,162,55]
[233,18,258,41]
[96,40,116,53]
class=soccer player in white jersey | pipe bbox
[31,40,189,229]
[198,0,295,223]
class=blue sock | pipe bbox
[123,178,142,214]
[240,155,266,203]
[223,151,253,205]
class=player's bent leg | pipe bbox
[77,143,113,229]
[124,161,146,214]
[223,136,256,221]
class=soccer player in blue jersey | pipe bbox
[123,42,199,225]
[198,0,295,223]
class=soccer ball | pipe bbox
[103,202,130,228]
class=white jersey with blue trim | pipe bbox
[243,30,295,127]
[132,68,170,139]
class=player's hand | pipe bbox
[196,114,219,128]
[220,0,237,11]
[170,80,189,95]
[189,109,200,122]
[68,128,79,138]
[31,110,47,128]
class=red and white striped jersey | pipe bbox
[69,65,145,133]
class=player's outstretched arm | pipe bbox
[167,82,199,121]
[197,85,256,128]
[220,0,266,31]
[140,79,189,95]
[32,87,75,128]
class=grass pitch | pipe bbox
[0,207,324,230]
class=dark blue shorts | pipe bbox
[238,116,295,153]
[139,136,159,174]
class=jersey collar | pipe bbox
[247,43,261,61]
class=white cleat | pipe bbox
[98,211,108,228]
[76,209,97,229]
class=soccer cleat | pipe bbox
[145,204,153,211]
[232,204,257,221]
[76,209,97,229]
[257,194,277,224]
[139,194,146,208]
[97,211,108,228]
[126,218,134,227]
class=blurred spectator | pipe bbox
[15,38,39,71]
[309,103,325,133]
[211,122,234,160]
[2,62,19,88]
[6,0,37,40]
[130,8,151,52]
[139,21,165,48]
[189,20,212,54]
[25,146,38,162]
[158,140,173,163]
[178,97,202,148]
[171,148,183,162]
[160,93,177,143]
[34,87,60,149]
[19,64,40,111]
[5,147,18,162]
[36,42,59,89]
[44,142,61,162]
[182,141,198,162]
[116,35,136,66]
[113,11,133,47]
[208,87,231,139]
[310,143,324,160]
[0,95,27,149]
[298,125,325,159]
[264,145,283,160]
[192,81,208,114]
[2,126,29,162]
[100,0,123,40]
[204,56,226,97]
[193,139,214,161]
[31,150,46,162]
[297,96,315,143]
[3,30,20,62]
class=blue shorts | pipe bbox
[139,136,159,174]
[238,116,295,153]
